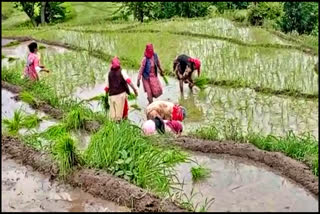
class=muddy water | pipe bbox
[174,152,318,212]
[1,89,58,135]
[2,155,130,212]
[2,39,68,60]
[73,70,318,139]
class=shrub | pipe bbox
[248,2,284,26]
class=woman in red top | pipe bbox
[23,42,49,81]
[137,43,165,104]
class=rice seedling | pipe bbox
[19,91,38,106]
[40,123,69,141]
[198,197,215,212]
[38,45,46,50]
[127,93,137,100]
[162,75,169,85]
[51,134,81,177]
[20,113,42,129]
[130,103,141,111]
[84,120,188,194]
[2,54,5,59]
[191,165,211,182]
[63,104,94,130]
[8,57,17,62]
[2,109,24,134]
[193,75,210,90]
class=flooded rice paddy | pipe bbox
[173,152,318,212]
[2,155,130,212]
[1,31,318,212]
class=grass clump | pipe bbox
[51,135,81,177]
[20,114,42,129]
[193,75,210,90]
[191,165,211,182]
[2,54,5,59]
[84,120,188,194]
[20,91,38,106]
[247,131,318,176]
[63,104,94,130]
[2,109,24,134]
[40,123,69,140]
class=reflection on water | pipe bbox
[73,70,318,139]
[2,156,130,212]
[173,152,318,212]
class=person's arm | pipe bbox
[156,56,164,76]
[122,70,138,96]
[104,73,109,93]
[137,57,146,88]
[34,56,49,73]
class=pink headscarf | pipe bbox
[111,56,120,69]
[165,120,183,134]
[188,58,201,76]
[142,120,156,135]
[144,43,154,59]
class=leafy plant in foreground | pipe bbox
[2,109,24,134]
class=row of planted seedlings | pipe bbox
[6,26,317,98]
[1,55,214,212]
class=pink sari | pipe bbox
[24,53,39,81]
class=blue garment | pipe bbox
[142,53,158,80]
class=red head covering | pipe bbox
[144,43,154,59]
[111,56,121,69]
[188,58,201,76]
[166,120,183,134]
[172,104,185,121]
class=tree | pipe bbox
[281,2,318,35]
[14,2,68,26]
[119,2,156,22]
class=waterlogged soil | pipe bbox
[1,155,130,212]
[174,152,318,212]
[73,69,318,139]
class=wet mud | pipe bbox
[1,136,185,212]
[175,136,318,197]
[2,155,130,212]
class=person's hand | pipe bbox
[137,79,140,88]
[134,88,138,96]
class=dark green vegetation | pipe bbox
[3,40,20,47]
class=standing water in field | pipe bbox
[173,152,318,212]
[2,156,130,212]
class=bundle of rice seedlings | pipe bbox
[20,91,38,107]
[128,93,137,100]
[2,109,24,134]
[193,75,210,90]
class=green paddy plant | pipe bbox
[20,91,38,107]
[130,103,141,111]
[191,165,211,182]
[2,109,24,134]
[2,54,5,59]
[127,93,137,100]
[4,40,20,47]
[193,75,210,90]
[20,114,42,129]
[63,104,94,130]
[40,123,69,141]
[51,135,81,178]
[84,120,187,194]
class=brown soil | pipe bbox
[2,136,185,212]
[174,136,318,197]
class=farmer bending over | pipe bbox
[23,42,50,81]
[104,56,138,121]
[142,117,183,136]
[146,100,186,121]
[173,54,201,95]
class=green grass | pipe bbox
[51,134,81,177]
[20,114,42,129]
[193,122,318,176]
[40,123,69,140]
[83,120,188,194]
[191,165,211,182]
[2,109,24,134]
[63,104,94,130]
[20,91,38,106]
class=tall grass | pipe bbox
[84,120,188,194]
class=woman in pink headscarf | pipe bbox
[142,117,183,136]
[137,43,165,104]
[104,56,138,121]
